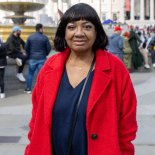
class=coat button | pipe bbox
[91,134,98,140]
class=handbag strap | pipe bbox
[67,57,95,155]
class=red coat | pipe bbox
[25,48,137,155]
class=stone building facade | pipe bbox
[0,0,154,26]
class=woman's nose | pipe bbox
[74,27,84,36]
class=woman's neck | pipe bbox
[67,50,94,67]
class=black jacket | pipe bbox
[6,33,25,58]
[0,42,7,66]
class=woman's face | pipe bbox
[65,20,96,53]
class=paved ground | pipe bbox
[0,69,155,155]
[131,71,155,155]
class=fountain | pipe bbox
[0,1,57,90]
[0,1,56,44]
[0,1,45,24]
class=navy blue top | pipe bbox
[52,68,94,155]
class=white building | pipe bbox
[0,0,154,26]
[48,0,155,26]
[57,0,155,26]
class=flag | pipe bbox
[125,0,130,11]
[58,9,63,18]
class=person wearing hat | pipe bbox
[108,26,124,61]
[6,26,27,82]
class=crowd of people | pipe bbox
[0,23,51,99]
[0,15,155,100]
[1,21,155,99]
[108,24,155,72]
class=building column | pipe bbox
[140,0,144,20]
[109,0,113,20]
[150,0,154,20]
[67,0,71,8]
[130,0,135,21]
[58,0,63,12]
[119,0,125,23]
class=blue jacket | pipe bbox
[108,33,124,54]
[25,32,51,60]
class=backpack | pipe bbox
[148,36,155,50]
[142,37,147,48]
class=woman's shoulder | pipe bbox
[102,51,131,84]
[35,52,63,81]
[47,52,62,62]
[102,50,129,73]
[101,49,124,63]
[45,48,70,65]
[42,52,61,68]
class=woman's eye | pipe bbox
[67,25,75,30]
[84,25,93,30]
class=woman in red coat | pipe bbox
[25,3,137,155]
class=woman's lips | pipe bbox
[73,40,86,45]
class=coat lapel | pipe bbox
[43,48,70,127]
[87,50,112,115]
[43,48,112,126]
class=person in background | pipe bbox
[0,38,7,99]
[147,32,155,68]
[146,32,152,49]
[137,31,150,69]
[129,27,143,70]
[108,26,124,61]
[6,26,27,82]
[123,31,133,72]
[25,3,137,155]
[24,23,51,94]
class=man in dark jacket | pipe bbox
[24,23,51,93]
[6,26,27,82]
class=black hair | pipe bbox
[54,3,108,52]
[35,23,43,31]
